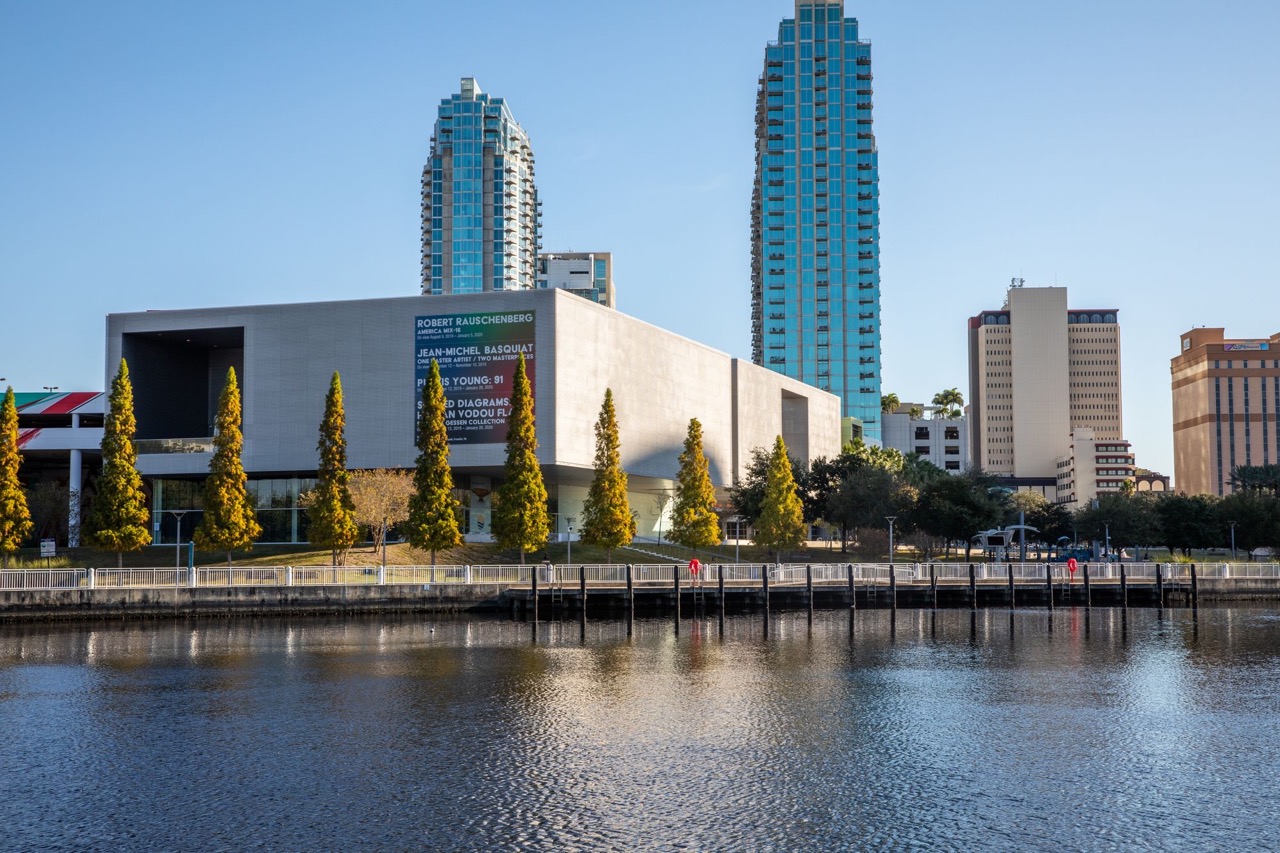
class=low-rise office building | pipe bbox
[882,406,968,473]
[1054,427,1135,509]
[106,288,841,544]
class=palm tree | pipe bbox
[931,388,964,420]
[880,393,900,414]
[1231,464,1280,495]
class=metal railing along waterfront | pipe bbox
[3,561,1278,593]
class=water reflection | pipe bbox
[1,609,1278,850]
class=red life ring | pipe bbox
[689,559,701,575]
[1067,557,1078,574]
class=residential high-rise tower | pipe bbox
[751,1,881,440]
[421,78,539,295]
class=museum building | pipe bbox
[106,288,841,544]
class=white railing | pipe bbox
[94,568,186,588]
[1,569,89,590]
[2,561,1274,593]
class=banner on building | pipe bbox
[414,311,536,444]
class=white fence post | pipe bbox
[286,566,294,586]
[87,567,95,589]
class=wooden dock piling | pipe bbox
[929,563,937,610]
[1007,563,1015,610]
[531,563,539,623]
[1190,563,1199,609]
[806,564,814,618]
[625,564,634,635]
[1120,562,1128,607]
[718,564,725,630]
[1045,562,1053,611]
[673,563,681,629]
[1156,563,1164,608]
[1083,563,1091,609]
[847,563,856,610]
[968,564,976,610]
[889,563,897,610]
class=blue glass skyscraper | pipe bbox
[421,78,540,295]
[751,1,881,441]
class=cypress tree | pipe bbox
[194,367,261,566]
[84,359,151,567]
[0,387,33,569]
[308,372,359,566]
[491,352,548,564]
[753,435,806,563]
[669,417,721,556]
[580,388,635,563]
[406,359,462,565]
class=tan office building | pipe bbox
[1054,427,1135,510]
[969,285,1125,491]
[1171,328,1280,495]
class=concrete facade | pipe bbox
[106,288,841,542]
[969,284,1126,489]
[537,252,614,307]
[881,407,968,473]
[1054,427,1135,510]
[1172,328,1280,495]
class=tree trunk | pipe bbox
[431,549,437,567]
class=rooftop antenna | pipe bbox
[1010,276,1025,289]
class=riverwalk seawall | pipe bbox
[3,562,1280,622]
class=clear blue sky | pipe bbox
[3,0,1278,481]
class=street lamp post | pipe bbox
[382,515,388,568]
[886,516,898,566]
[1229,520,1237,561]
[43,385,59,395]
[567,522,574,567]
[168,509,188,569]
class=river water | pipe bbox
[2,607,1278,851]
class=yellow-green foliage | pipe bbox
[0,387,33,565]
[84,360,151,559]
[669,418,721,552]
[406,359,462,561]
[194,368,261,557]
[753,435,806,559]
[580,389,635,561]
[308,372,359,563]
[492,353,549,561]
